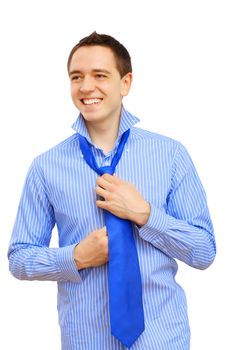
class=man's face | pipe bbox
[68,45,132,125]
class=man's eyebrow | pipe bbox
[69,70,81,77]
[92,69,111,75]
[69,69,111,77]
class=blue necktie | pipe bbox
[79,129,145,348]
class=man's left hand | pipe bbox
[95,174,150,226]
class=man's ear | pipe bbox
[121,73,133,97]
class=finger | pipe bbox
[101,173,114,182]
[103,173,121,185]
[103,228,108,237]
[100,226,107,235]
[96,176,114,191]
[96,199,109,211]
[95,185,106,197]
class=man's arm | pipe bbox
[8,160,82,282]
[95,144,216,270]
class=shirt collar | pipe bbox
[72,105,140,144]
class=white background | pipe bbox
[0,1,232,349]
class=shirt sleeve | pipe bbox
[138,143,216,270]
[8,159,82,282]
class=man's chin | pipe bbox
[81,112,104,123]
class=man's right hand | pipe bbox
[74,227,109,270]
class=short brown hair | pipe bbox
[67,31,132,78]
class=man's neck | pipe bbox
[85,111,121,154]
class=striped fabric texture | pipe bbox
[8,106,216,349]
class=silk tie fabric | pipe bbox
[79,129,145,348]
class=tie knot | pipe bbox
[79,129,130,176]
[99,166,114,175]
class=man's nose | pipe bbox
[79,76,95,92]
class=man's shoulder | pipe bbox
[32,133,78,166]
[130,126,180,147]
[129,126,192,169]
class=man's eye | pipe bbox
[96,74,106,79]
[71,76,81,81]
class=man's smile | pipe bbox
[81,98,103,105]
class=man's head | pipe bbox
[68,32,133,126]
[67,31,132,78]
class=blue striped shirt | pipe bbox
[8,106,216,349]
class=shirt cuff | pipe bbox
[56,244,82,282]
[138,204,168,243]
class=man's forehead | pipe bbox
[69,45,117,70]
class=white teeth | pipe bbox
[82,98,102,105]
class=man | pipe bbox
[8,32,216,349]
